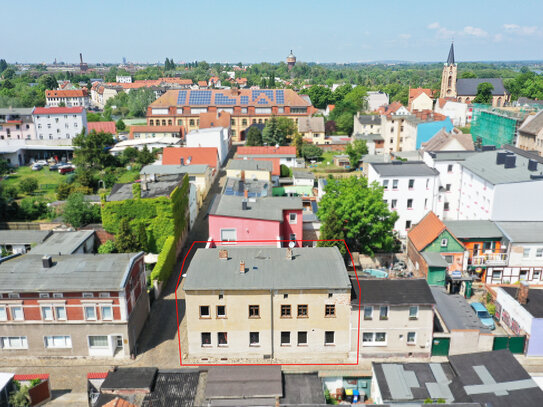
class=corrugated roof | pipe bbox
[408,212,447,251]
[183,247,350,291]
[210,195,302,222]
[371,161,439,177]
[444,220,503,240]
[423,252,449,268]
[496,222,543,243]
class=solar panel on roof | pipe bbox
[240,96,249,104]
[258,99,269,105]
[177,90,187,105]
[189,90,212,105]
[214,93,237,105]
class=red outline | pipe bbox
[175,239,361,366]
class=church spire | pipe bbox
[447,42,455,65]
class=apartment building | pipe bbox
[0,252,149,358]
[32,106,87,141]
[185,126,231,166]
[0,108,35,141]
[236,146,302,168]
[183,247,351,361]
[45,89,90,108]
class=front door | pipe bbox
[115,336,123,351]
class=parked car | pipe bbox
[49,163,59,171]
[392,260,407,271]
[31,164,42,171]
[58,165,74,174]
[470,302,495,330]
[34,160,48,166]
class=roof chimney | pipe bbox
[504,154,516,169]
[528,159,538,171]
[517,281,529,305]
[286,247,293,260]
[239,261,246,273]
[219,249,228,260]
[496,151,507,165]
[241,199,248,210]
[42,255,53,268]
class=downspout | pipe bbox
[270,289,274,359]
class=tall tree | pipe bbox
[0,59,7,73]
[245,126,263,146]
[300,144,323,161]
[72,129,116,171]
[62,193,101,228]
[345,139,368,169]
[136,146,155,165]
[474,82,494,104]
[262,116,287,146]
[317,176,398,255]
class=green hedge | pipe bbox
[151,235,176,282]
[101,175,189,253]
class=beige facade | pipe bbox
[225,168,271,182]
[410,93,434,112]
[185,288,351,362]
[381,115,417,153]
[440,63,458,99]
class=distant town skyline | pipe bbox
[2,0,543,64]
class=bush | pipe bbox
[19,177,38,195]
[150,235,176,282]
[487,303,496,316]
[62,193,101,228]
[98,240,116,254]
[280,164,290,177]
[19,197,48,220]
[56,182,73,200]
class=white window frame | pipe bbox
[220,228,237,243]
[0,306,7,321]
[523,248,531,258]
[88,335,109,349]
[82,292,93,298]
[392,179,398,189]
[84,305,97,321]
[362,332,387,346]
[379,306,389,320]
[407,332,416,345]
[55,306,67,320]
[382,180,389,190]
[289,213,297,224]
[441,238,448,247]
[409,306,419,319]
[201,332,212,347]
[41,305,54,321]
[100,305,113,321]
[0,336,28,349]
[39,293,50,298]
[53,293,64,298]
[99,292,111,298]
[10,305,24,321]
[364,306,373,320]
[44,335,72,349]
[324,331,335,346]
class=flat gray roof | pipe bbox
[183,247,351,291]
[31,230,94,255]
[292,171,315,179]
[0,230,52,245]
[107,180,182,201]
[371,161,439,177]
[226,159,273,172]
[140,164,208,175]
[0,253,142,292]
[210,195,302,222]
[428,151,479,162]
[0,108,34,116]
[496,222,543,243]
[431,287,490,332]
[444,220,503,240]
[423,252,449,268]
[461,150,543,185]
[205,366,282,400]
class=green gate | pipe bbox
[492,336,526,354]
[431,337,450,356]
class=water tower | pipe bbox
[286,50,296,71]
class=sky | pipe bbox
[2,0,543,64]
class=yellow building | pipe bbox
[225,159,272,182]
[183,247,352,362]
[146,89,315,142]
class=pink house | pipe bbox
[209,195,303,246]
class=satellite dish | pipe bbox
[288,241,295,249]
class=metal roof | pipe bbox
[430,287,490,332]
[140,164,209,175]
[423,252,449,268]
[427,151,478,162]
[496,221,543,243]
[183,247,351,291]
[226,159,273,172]
[370,161,439,177]
[0,230,52,245]
[30,230,95,255]
[444,220,503,240]
[0,253,143,292]
[356,114,382,125]
[210,195,302,222]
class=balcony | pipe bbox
[471,252,508,266]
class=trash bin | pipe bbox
[353,389,360,403]
[345,388,353,403]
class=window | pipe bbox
[445,184,451,192]
[249,305,260,318]
[53,293,63,298]
[84,306,96,320]
[201,332,211,346]
[392,179,398,189]
[218,332,228,346]
[391,199,397,209]
[407,332,416,344]
[325,331,335,345]
[409,306,418,319]
[405,220,412,230]
[534,269,541,280]
[0,336,28,349]
[407,199,413,209]
[523,248,531,258]
[297,331,308,345]
[408,179,414,189]
[281,305,291,318]
[447,164,453,173]
[220,229,237,242]
[325,304,336,317]
[297,304,308,318]
[41,306,54,321]
[283,294,288,299]
[441,239,448,247]
[101,306,113,320]
[520,269,529,281]
[379,306,389,320]
[189,119,195,126]
[11,306,24,321]
[444,202,450,211]
[199,306,210,318]
[383,180,389,190]
[375,332,387,343]
[88,335,108,348]
[250,332,259,346]
[99,292,111,298]
[242,119,248,125]
[8,293,19,299]
[217,305,226,318]
[426,178,430,189]
[281,331,291,346]
[82,292,93,298]
[364,306,373,320]
[39,293,50,298]
[44,335,72,348]
[0,306,6,321]
[537,248,543,258]
[55,306,66,320]
[289,213,297,224]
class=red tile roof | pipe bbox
[252,157,281,176]
[237,146,296,156]
[199,111,231,129]
[33,106,84,115]
[407,212,446,251]
[14,374,49,381]
[413,110,448,122]
[327,104,335,111]
[87,121,116,134]
[87,372,108,379]
[162,147,219,168]
[46,89,88,98]
[198,81,208,87]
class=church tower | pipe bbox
[440,42,457,98]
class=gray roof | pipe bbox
[502,287,543,318]
[0,253,142,292]
[0,108,34,116]
[461,150,543,185]
[210,195,302,222]
[352,278,435,307]
[106,183,134,201]
[456,78,508,96]
[354,133,384,141]
[107,180,182,201]
[222,177,270,197]
[371,161,439,177]
[298,116,325,133]
[140,164,208,175]
[447,42,455,65]
[31,231,95,255]
[422,252,449,268]
[0,230,52,245]
[226,159,273,172]
[518,110,543,136]
[427,151,479,162]
[205,366,282,400]
[356,114,382,125]
[431,287,490,332]
[183,247,351,291]
[362,154,392,164]
[444,220,503,240]
[496,222,543,243]
[292,170,315,180]
[280,373,326,406]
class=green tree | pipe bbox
[317,176,398,255]
[344,86,368,110]
[1,67,15,80]
[461,71,477,79]
[303,85,334,109]
[38,74,57,90]
[0,59,7,73]
[56,182,73,200]
[260,77,267,88]
[473,82,494,104]
[245,126,263,146]
[72,129,116,171]
[300,144,323,161]
[62,192,101,228]
[276,117,298,141]
[9,381,30,407]
[137,146,155,166]
[345,139,368,169]
[280,164,290,177]
[114,218,145,252]
[116,118,126,131]
[19,177,38,195]
[19,197,48,220]
[291,133,303,156]
[98,239,116,253]
[0,158,9,176]
[262,116,287,146]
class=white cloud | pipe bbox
[427,22,455,39]
[428,22,440,30]
[398,33,411,40]
[493,33,504,42]
[503,24,540,36]
[463,26,488,38]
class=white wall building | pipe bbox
[115,76,132,83]
[185,127,231,166]
[32,107,87,142]
[366,91,389,112]
[368,161,441,238]
[45,89,90,109]
[435,99,468,127]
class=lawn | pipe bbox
[117,169,140,183]
[305,151,344,171]
[1,165,65,201]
